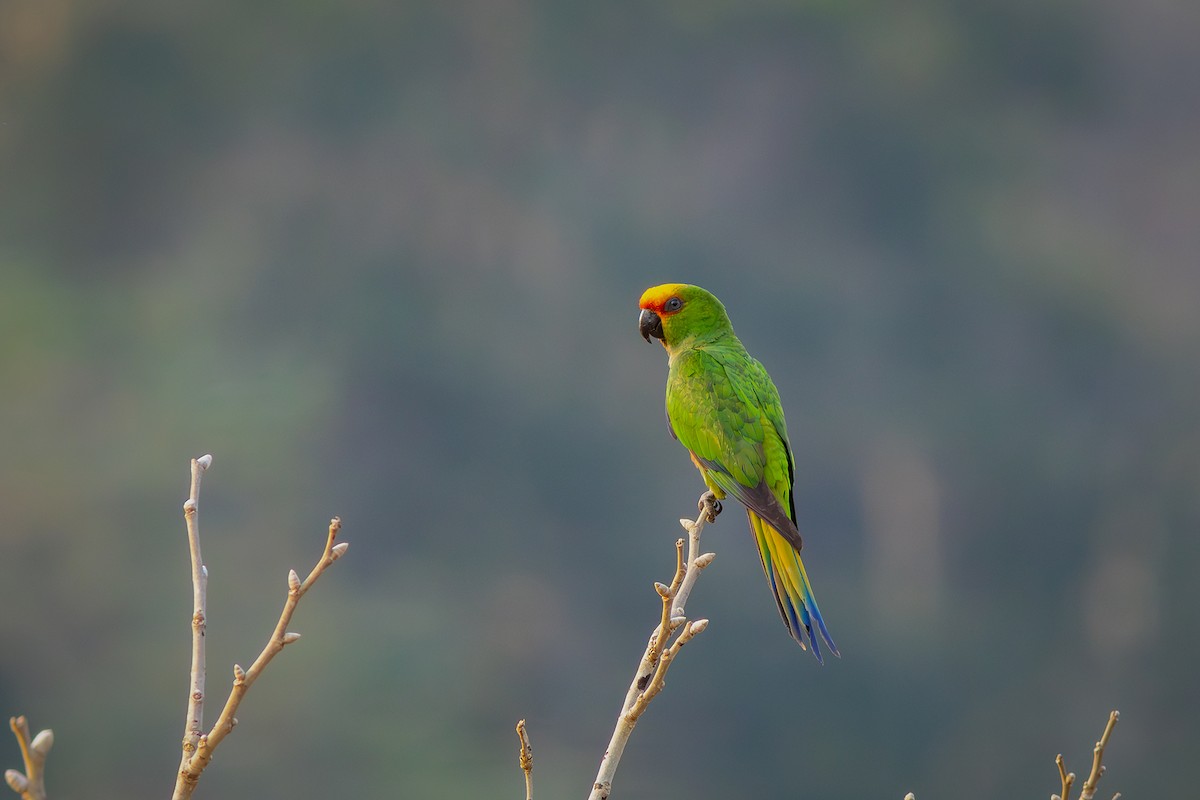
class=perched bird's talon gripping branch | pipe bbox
[699,491,722,522]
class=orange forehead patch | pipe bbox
[639,283,689,311]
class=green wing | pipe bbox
[666,344,802,550]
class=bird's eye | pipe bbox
[664,297,683,312]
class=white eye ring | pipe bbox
[665,297,683,312]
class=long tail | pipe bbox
[748,509,839,663]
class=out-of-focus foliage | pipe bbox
[1,1,1198,797]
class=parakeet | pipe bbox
[638,283,838,662]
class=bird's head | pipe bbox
[638,283,733,352]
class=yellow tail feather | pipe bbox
[748,510,838,662]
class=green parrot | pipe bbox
[638,283,838,662]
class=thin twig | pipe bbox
[1053,710,1119,800]
[4,716,52,800]
[171,456,348,800]
[646,539,686,668]
[625,618,708,720]
[1054,752,1076,800]
[176,454,212,784]
[587,492,718,800]
[671,495,716,616]
[1079,711,1119,800]
[515,719,533,800]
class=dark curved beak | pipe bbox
[639,309,664,343]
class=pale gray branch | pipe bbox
[176,454,212,786]
[171,456,347,800]
[587,492,718,800]
[4,716,51,800]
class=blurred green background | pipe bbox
[2,1,1198,797]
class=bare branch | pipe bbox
[625,618,707,720]
[176,454,212,785]
[1079,711,1119,800]
[171,455,348,800]
[646,539,685,668]
[671,494,718,616]
[4,716,51,800]
[1055,752,1075,800]
[515,719,533,800]
[587,492,718,800]
[1053,710,1120,800]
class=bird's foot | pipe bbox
[699,491,722,523]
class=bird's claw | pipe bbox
[699,492,722,523]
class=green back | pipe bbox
[665,332,798,532]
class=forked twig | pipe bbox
[1052,710,1120,800]
[3,455,346,800]
[4,716,52,800]
[586,492,719,800]
[1056,752,1076,800]
[171,455,348,799]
